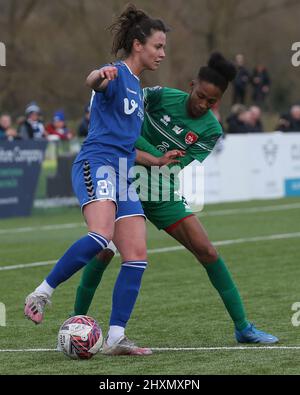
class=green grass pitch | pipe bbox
[0,197,300,375]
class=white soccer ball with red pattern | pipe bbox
[58,315,103,360]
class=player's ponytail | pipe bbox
[109,3,169,57]
[198,52,237,92]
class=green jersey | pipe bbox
[135,86,223,203]
[137,86,222,166]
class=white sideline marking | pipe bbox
[200,202,300,217]
[1,231,300,272]
[0,223,84,235]
[1,202,300,235]
[0,260,58,271]
[1,346,300,353]
[0,348,57,352]
[153,346,300,351]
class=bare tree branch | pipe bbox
[18,0,39,26]
[237,0,299,23]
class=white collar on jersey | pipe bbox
[121,61,140,81]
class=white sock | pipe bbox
[107,325,125,346]
[35,280,54,297]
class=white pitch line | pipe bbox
[0,348,57,352]
[152,346,300,351]
[1,231,300,271]
[1,202,300,235]
[1,346,300,353]
[0,260,57,271]
[199,202,300,217]
[0,222,84,235]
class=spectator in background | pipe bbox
[77,105,90,138]
[251,64,271,107]
[232,54,250,105]
[277,105,300,132]
[0,114,18,141]
[248,106,264,132]
[226,104,252,134]
[276,111,291,132]
[18,102,46,139]
[45,110,73,141]
[289,105,300,132]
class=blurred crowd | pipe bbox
[1,100,300,144]
[0,102,90,142]
[1,53,300,142]
[232,54,271,108]
[212,53,300,134]
[220,103,300,134]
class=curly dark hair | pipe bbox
[198,52,237,92]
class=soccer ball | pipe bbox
[58,315,103,360]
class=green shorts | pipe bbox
[142,197,193,230]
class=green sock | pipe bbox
[73,256,108,316]
[204,256,249,331]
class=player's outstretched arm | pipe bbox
[136,149,185,167]
[86,66,118,92]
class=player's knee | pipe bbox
[121,245,147,262]
[88,227,114,243]
[97,249,115,265]
[194,244,218,264]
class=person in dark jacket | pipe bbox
[17,102,45,140]
[77,105,90,138]
[232,54,250,105]
[248,106,264,132]
[251,64,271,106]
[289,105,300,132]
[277,105,300,132]
[226,104,252,134]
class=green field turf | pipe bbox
[1,197,300,375]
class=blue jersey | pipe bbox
[75,61,144,168]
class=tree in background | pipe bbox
[0,0,299,118]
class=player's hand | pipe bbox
[158,150,185,166]
[99,66,118,81]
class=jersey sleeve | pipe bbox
[143,86,163,109]
[135,135,164,158]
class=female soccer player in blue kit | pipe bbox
[24,4,178,356]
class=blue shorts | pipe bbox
[72,159,145,221]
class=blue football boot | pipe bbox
[235,323,279,344]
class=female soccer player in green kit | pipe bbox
[73,53,278,346]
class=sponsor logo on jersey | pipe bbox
[124,98,138,115]
[160,115,171,126]
[173,125,184,135]
[157,141,170,153]
[185,131,198,145]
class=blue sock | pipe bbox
[109,261,148,328]
[46,232,109,288]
